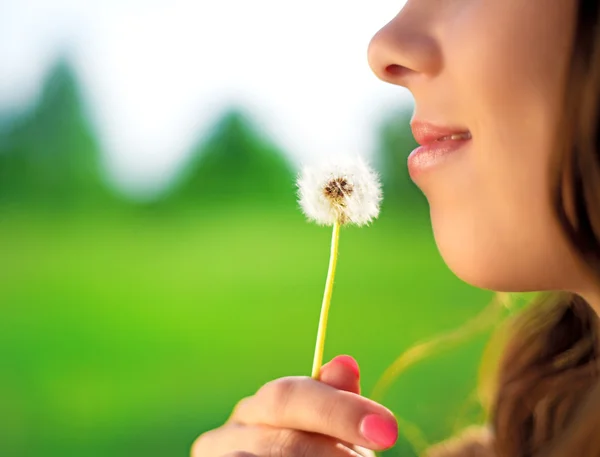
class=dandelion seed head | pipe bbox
[297,156,382,226]
[323,177,354,203]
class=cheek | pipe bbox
[425,111,575,291]
[451,0,571,136]
[423,0,578,291]
[426,112,572,291]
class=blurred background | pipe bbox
[0,1,498,456]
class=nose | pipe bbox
[367,8,441,89]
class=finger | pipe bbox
[192,424,364,457]
[319,355,361,394]
[220,453,259,457]
[320,356,364,453]
[231,377,398,451]
[230,355,361,434]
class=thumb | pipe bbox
[318,355,361,395]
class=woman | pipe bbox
[192,0,600,455]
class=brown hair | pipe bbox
[491,0,600,455]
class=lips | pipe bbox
[407,120,472,179]
[410,121,472,146]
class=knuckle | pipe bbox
[260,377,297,401]
[190,430,212,456]
[229,396,253,422]
[258,377,301,419]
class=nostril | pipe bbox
[385,64,407,78]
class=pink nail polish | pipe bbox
[331,355,360,378]
[360,414,398,448]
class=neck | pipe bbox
[571,259,600,316]
[578,279,600,318]
[585,291,600,317]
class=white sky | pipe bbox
[0,0,411,196]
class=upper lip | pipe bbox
[410,120,471,146]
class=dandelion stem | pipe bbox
[311,220,341,379]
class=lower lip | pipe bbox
[407,139,471,179]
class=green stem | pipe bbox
[311,221,341,379]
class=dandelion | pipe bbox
[297,156,382,379]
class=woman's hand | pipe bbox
[191,355,397,457]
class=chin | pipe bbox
[430,215,544,293]
[436,244,510,291]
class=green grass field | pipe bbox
[0,206,495,457]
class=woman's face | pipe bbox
[368,0,587,293]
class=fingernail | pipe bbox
[331,355,360,378]
[360,414,398,448]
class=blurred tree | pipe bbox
[166,108,297,208]
[0,57,113,208]
[373,107,427,211]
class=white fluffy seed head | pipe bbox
[297,156,382,226]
